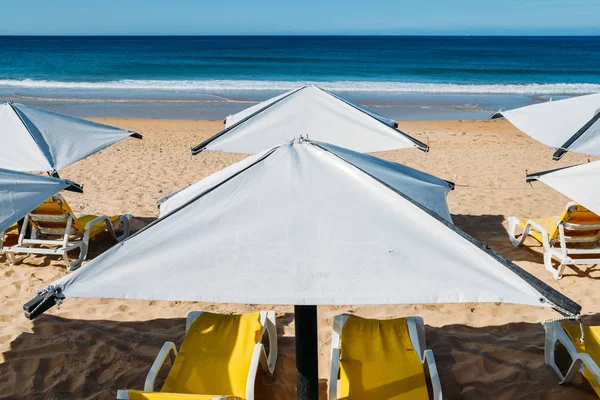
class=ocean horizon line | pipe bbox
[1,34,600,38]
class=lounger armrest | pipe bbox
[144,341,178,392]
[513,218,551,248]
[263,311,277,375]
[328,315,348,400]
[246,343,266,400]
[83,214,132,242]
[423,349,442,400]
[406,316,426,362]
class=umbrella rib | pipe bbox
[318,87,429,152]
[553,112,600,161]
[309,140,581,317]
[525,162,590,182]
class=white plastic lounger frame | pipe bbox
[544,321,600,387]
[328,315,442,400]
[116,310,277,400]
[3,195,131,271]
[508,202,600,280]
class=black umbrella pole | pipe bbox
[295,305,319,400]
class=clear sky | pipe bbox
[1,0,599,36]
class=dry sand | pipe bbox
[1,118,599,399]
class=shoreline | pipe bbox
[0,90,567,120]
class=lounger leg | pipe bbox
[65,243,85,271]
[543,251,562,280]
[544,323,566,381]
[561,358,584,384]
[508,217,525,247]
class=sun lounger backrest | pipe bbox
[564,204,600,227]
[161,311,262,397]
[28,195,78,234]
[562,322,600,396]
[339,315,428,400]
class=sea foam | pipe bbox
[1,79,599,95]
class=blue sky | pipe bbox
[1,0,599,35]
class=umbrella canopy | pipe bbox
[492,93,600,160]
[0,102,142,173]
[191,85,428,154]
[0,168,76,233]
[527,161,600,216]
[162,141,454,222]
[27,140,579,317]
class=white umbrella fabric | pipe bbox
[191,85,428,154]
[28,140,578,314]
[527,161,600,216]
[162,140,454,222]
[0,102,141,173]
[0,168,76,233]
[492,93,600,160]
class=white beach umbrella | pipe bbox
[492,93,600,160]
[27,140,578,313]
[0,168,76,233]
[25,139,580,399]
[0,102,142,173]
[161,140,454,222]
[527,161,600,216]
[191,85,428,154]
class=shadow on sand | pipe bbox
[1,313,598,399]
[452,213,600,279]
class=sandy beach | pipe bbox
[1,117,599,399]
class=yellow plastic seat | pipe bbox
[119,311,277,400]
[2,194,131,270]
[508,202,600,279]
[329,315,441,400]
[516,216,561,244]
[545,321,600,397]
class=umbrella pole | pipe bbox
[295,305,319,400]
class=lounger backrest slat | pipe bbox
[559,204,600,241]
[28,195,79,234]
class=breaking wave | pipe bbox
[1,79,599,95]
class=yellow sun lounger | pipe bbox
[117,311,277,400]
[2,194,131,271]
[328,315,442,400]
[508,202,600,279]
[545,321,600,396]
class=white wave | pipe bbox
[0,78,599,95]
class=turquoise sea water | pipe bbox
[1,36,599,119]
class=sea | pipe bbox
[1,35,599,120]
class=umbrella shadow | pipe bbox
[451,213,600,280]
[2,313,599,399]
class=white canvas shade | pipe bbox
[192,85,428,154]
[0,102,141,173]
[527,161,600,216]
[31,140,579,318]
[492,93,600,160]
[0,169,75,233]
[161,141,454,222]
